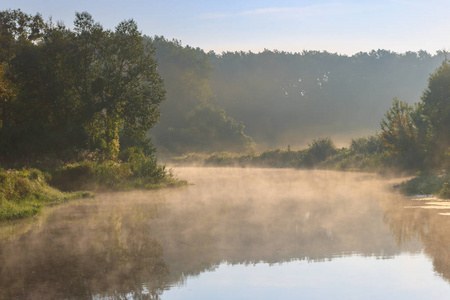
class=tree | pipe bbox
[0,62,14,128]
[421,62,450,162]
[0,11,165,159]
[79,17,165,159]
[0,9,44,62]
[149,36,255,154]
[157,103,253,154]
[350,135,383,155]
[380,98,424,168]
[381,98,416,154]
[301,137,337,167]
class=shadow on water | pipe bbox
[0,167,449,298]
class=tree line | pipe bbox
[149,38,445,152]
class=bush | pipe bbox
[300,137,337,167]
[205,152,236,166]
[350,135,383,155]
[399,174,447,195]
[50,155,182,191]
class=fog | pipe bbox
[4,167,448,298]
[149,38,446,153]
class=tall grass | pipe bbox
[0,168,92,221]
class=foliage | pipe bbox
[0,168,92,221]
[300,137,337,167]
[379,98,424,169]
[0,63,14,128]
[0,11,181,222]
[0,9,44,62]
[158,103,254,154]
[377,61,450,172]
[320,149,383,172]
[380,98,417,155]
[149,37,254,154]
[50,155,185,192]
[204,152,237,166]
[350,135,384,155]
[420,62,450,167]
[148,37,445,154]
[0,10,164,160]
[173,139,340,169]
[399,174,448,196]
[257,148,302,168]
[208,49,444,148]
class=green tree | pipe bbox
[0,62,14,128]
[421,62,450,166]
[350,135,383,155]
[0,9,44,62]
[80,17,164,159]
[301,137,337,167]
[157,103,253,154]
[380,98,423,168]
[0,11,164,160]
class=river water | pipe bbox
[1,167,450,299]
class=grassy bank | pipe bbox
[171,138,385,173]
[50,154,186,192]
[1,151,187,221]
[0,168,93,221]
[399,174,450,198]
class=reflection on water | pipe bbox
[163,254,449,300]
[0,167,450,299]
[380,192,450,283]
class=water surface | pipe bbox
[1,167,450,299]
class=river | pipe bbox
[1,167,450,299]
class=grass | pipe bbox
[0,150,187,221]
[50,152,187,192]
[0,168,93,221]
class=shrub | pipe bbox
[350,135,383,155]
[399,174,446,195]
[50,155,181,191]
[300,137,337,167]
[0,168,92,221]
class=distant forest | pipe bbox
[149,36,445,153]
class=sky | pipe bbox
[2,0,449,55]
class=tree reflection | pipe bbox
[380,195,450,282]
[0,194,169,299]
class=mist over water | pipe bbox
[1,167,450,299]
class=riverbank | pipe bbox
[0,155,187,221]
[170,147,385,173]
[170,147,450,200]
[399,173,450,198]
[0,168,93,221]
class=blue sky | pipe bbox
[2,0,449,55]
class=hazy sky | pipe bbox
[2,0,449,55]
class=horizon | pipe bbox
[2,0,449,56]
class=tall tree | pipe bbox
[421,62,450,163]
[0,11,165,159]
[79,16,165,159]
[380,98,422,168]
